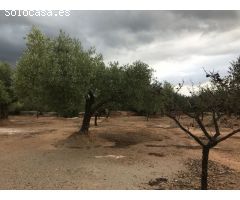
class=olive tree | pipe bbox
[14,27,51,114]
[14,28,95,117]
[227,56,240,116]
[121,61,153,113]
[0,62,14,119]
[44,30,94,117]
[79,60,153,134]
[79,61,126,133]
[142,80,163,120]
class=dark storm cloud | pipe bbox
[0,10,240,85]
[65,10,240,48]
[0,37,24,63]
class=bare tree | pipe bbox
[164,81,240,190]
[166,112,240,189]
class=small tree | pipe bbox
[163,80,240,190]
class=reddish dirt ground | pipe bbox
[0,115,239,189]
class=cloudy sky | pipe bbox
[1,10,240,89]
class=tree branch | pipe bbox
[166,113,205,146]
[205,113,224,127]
[91,98,113,112]
[183,111,195,119]
[212,111,220,138]
[214,128,240,146]
[195,115,213,141]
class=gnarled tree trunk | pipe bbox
[80,91,112,134]
[80,90,95,134]
[80,111,92,133]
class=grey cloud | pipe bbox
[0,37,24,64]
[0,10,240,84]
[68,10,240,49]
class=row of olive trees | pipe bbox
[12,27,153,133]
[0,28,177,128]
